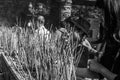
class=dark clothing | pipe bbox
[96,0,120,80]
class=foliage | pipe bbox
[72,5,103,22]
[0,23,79,80]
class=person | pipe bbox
[87,0,120,80]
[33,15,50,51]
[35,15,50,39]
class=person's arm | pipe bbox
[76,67,100,78]
[100,66,117,80]
[89,59,118,80]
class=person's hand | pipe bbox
[82,39,97,53]
[82,39,92,50]
[88,59,105,74]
